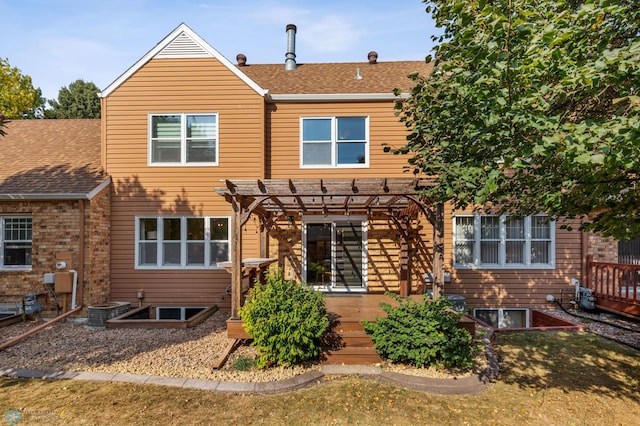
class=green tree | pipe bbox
[48,79,101,119]
[0,58,44,119]
[393,0,640,239]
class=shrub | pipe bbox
[362,293,480,369]
[239,269,329,369]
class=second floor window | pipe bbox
[149,113,218,165]
[301,116,369,168]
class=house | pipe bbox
[96,23,606,326]
[0,119,111,315]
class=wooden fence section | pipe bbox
[585,255,640,317]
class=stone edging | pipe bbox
[0,333,500,395]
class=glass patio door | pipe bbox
[303,216,366,291]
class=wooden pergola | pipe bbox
[215,178,446,319]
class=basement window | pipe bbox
[474,308,530,328]
[156,306,206,320]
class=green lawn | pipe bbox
[1,331,638,425]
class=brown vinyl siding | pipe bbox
[446,215,584,309]
[104,57,264,308]
[267,101,413,179]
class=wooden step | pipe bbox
[329,320,369,333]
[321,319,381,364]
[335,331,375,348]
[322,347,382,365]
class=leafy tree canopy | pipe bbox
[393,0,640,239]
[48,79,101,119]
[0,58,45,119]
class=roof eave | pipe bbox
[266,93,410,103]
[0,177,111,201]
[0,193,92,201]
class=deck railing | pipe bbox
[586,255,640,304]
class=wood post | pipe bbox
[585,254,593,290]
[259,221,269,258]
[432,204,445,299]
[230,199,243,319]
[399,220,410,297]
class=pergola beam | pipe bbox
[215,177,444,308]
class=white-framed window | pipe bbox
[300,116,369,168]
[136,216,229,269]
[0,216,32,270]
[149,113,218,165]
[453,214,554,269]
[474,308,530,328]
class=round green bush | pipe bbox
[239,270,329,369]
[362,293,480,369]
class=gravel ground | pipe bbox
[3,307,633,384]
[541,308,640,350]
[0,310,313,383]
[0,310,482,382]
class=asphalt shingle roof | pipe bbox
[0,119,106,198]
[239,60,432,95]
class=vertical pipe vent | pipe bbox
[285,24,297,71]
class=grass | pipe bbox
[0,331,638,425]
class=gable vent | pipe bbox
[156,32,212,58]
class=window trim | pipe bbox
[148,113,219,167]
[453,214,555,269]
[473,308,530,328]
[0,215,33,271]
[299,116,370,169]
[134,216,230,270]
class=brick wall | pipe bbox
[85,186,111,307]
[1,200,78,312]
[587,233,618,263]
[0,188,111,316]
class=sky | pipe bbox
[0,0,438,101]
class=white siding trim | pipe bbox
[269,93,409,102]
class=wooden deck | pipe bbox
[586,257,640,318]
[227,293,475,365]
[227,294,416,339]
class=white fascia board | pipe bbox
[86,177,112,200]
[267,93,410,102]
[99,23,267,98]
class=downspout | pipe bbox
[77,199,86,310]
[69,269,79,309]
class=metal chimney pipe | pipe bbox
[285,24,297,71]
